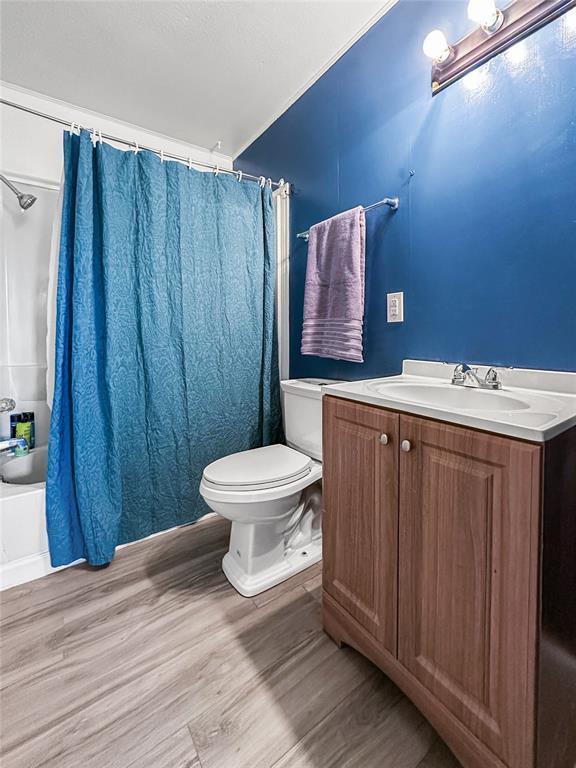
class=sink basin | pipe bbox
[366,382,531,412]
[322,361,576,442]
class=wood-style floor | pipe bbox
[0,515,461,768]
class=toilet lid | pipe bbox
[203,444,312,490]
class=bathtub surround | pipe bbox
[1,177,58,589]
[0,179,57,448]
[237,1,576,379]
[47,130,281,567]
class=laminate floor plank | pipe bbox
[271,671,435,768]
[124,726,200,768]
[0,618,64,691]
[0,515,461,768]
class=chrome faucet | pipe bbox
[0,437,28,453]
[0,398,16,413]
[451,363,502,390]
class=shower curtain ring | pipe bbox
[236,171,243,182]
[160,149,164,163]
[91,127,98,147]
[98,131,102,144]
[133,141,139,154]
[267,178,272,189]
[69,122,76,135]
[188,157,193,170]
[214,165,220,176]
[259,176,266,188]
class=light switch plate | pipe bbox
[387,292,404,323]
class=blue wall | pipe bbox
[238,0,576,379]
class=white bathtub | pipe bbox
[0,446,65,590]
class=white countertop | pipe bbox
[322,360,576,442]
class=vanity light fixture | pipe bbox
[424,0,576,94]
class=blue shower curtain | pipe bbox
[46,130,281,567]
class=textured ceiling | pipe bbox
[0,0,394,156]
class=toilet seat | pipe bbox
[202,444,312,492]
[201,458,322,505]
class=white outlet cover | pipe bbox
[387,292,404,323]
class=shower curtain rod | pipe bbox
[0,98,287,189]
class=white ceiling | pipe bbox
[0,0,394,157]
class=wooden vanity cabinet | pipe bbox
[322,395,576,768]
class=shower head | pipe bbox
[18,192,37,210]
[0,174,37,210]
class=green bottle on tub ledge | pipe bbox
[10,412,35,456]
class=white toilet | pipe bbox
[200,379,333,597]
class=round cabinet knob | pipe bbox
[379,433,389,445]
[401,439,412,452]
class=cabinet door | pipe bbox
[323,396,399,655]
[398,414,540,767]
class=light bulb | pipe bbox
[422,30,451,63]
[467,0,504,32]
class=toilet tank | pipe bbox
[281,379,341,462]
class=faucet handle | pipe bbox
[0,398,16,414]
[484,367,502,389]
[452,363,471,383]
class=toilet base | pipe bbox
[222,539,322,597]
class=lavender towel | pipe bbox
[301,206,366,363]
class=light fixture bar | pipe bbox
[431,0,576,94]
